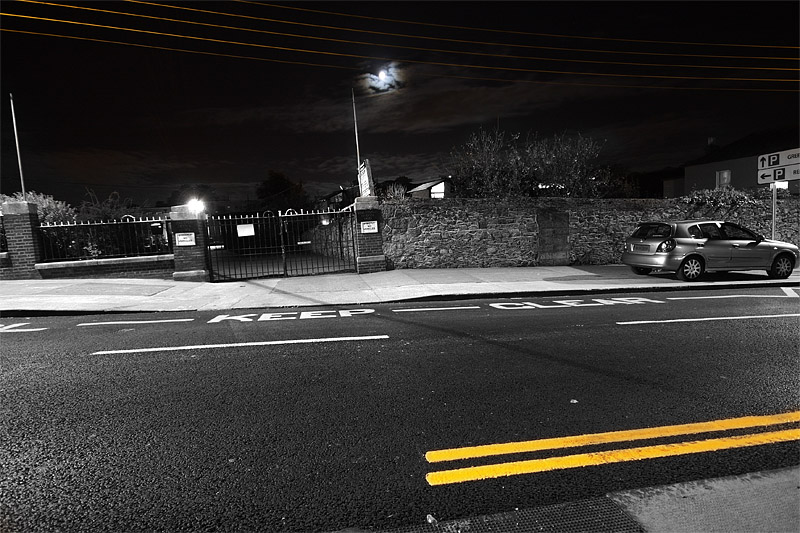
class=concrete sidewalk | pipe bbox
[1,265,799,314]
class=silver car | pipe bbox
[622,220,799,281]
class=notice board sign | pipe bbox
[360,221,378,234]
[175,233,196,246]
[237,224,255,237]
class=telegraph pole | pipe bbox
[9,93,27,195]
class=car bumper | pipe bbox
[622,251,685,270]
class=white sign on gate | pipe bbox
[236,224,255,237]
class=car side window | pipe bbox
[721,223,757,241]
[698,223,722,240]
[687,225,703,239]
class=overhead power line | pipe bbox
[2,12,797,84]
[15,0,799,73]
[237,0,800,51]
[123,0,799,62]
[2,28,796,94]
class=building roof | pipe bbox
[408,179,447,193]
[683,126,799,167]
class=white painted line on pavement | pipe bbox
[618,314,800,325]
[782,287,799,297]
[392,306,481,313]
[78,319,196,326]
[91,335,390,355]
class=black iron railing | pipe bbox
[206,208,356,280]
[0,216,7,253]
[39,217,172,262]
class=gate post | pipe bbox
[353,196,386,274]
[170,203,210,282]
[0,201,43,280]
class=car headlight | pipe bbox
[657,239,676,253]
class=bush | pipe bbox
[0,191,77,224]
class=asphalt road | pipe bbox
[2,287,799,532]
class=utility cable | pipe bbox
[16,0,799,73]
[122,0,800,62]
[2,28,797,93]
[236,0,800,51]
[1,13,796,84]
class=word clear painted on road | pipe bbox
[758,147,800,184]
[425,411,800,485]
[489,297,665,310]
[208,309,375,323]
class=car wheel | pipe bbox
[630,266,652,275]
[768,254,794,279]
[677,256,704,281]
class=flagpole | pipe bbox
[352,89,361,172]
[9,93,27,196]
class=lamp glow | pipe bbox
[187,198,205,214]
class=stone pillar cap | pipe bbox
[0,201,38,215]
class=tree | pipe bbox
[77,190,143,221]
[448,128,622,198]
[0,191,77,223]
[447,128,534,198]
[256,170,311,212]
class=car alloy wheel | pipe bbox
[769,255,794,279]
[677,256,704,281]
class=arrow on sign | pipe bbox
[0,323,48,333]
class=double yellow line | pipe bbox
[425,411,800,486]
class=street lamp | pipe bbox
[187,198,205,214]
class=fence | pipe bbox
[0,216,7,253]
[39,217,172,262]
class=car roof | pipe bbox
[637,220,724,226]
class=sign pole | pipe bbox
[352,89,361,172]
[772,183,776,239]
[9,93,27,196]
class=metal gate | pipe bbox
[206,207,356,281]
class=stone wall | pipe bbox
[380,196,799,269]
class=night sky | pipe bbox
[1,1,798,209]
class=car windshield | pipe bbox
[631,223,672,239]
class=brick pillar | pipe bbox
[0,201,43,280]
[353,196,386,274]
[169,204,210,282]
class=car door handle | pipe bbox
[732,244,740,248]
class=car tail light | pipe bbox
[657,239,676,252]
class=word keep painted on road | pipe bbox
[489,297,665,310]
[208,309,375,322]
[757,147,800,184]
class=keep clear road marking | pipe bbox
[617,313,800,325]
[0,323,48,333]
[425,411,800,486]
[78,319,196,326]
[91,335,389,355]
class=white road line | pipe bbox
[782,287,799,297]
[0,323,48,333]
[91,335,390,355]
[77,319,196,326]
[392,306,481,313]
[667,295,793,300]
[618,314,800,325]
